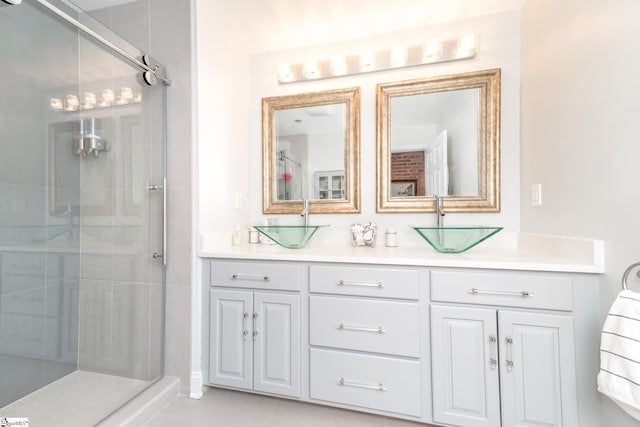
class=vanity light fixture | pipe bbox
[277,33,477,84]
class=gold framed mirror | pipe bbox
[262,87,360,214]
[376,68,500,212]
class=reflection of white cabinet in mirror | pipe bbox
[314,170,344,200]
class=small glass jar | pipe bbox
[385,228,397,247]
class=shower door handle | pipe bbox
[162,177,167,266]
[149,178,167,266]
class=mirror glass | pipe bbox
[377,68,500,212]
[263,87,360,214]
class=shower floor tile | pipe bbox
[0,370,150,426]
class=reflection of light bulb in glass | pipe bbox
[120,86,133,100]
[102,88,115,102]
[50,98,64,110]
[65,94,79,111]
[133,92,142,103]
[82,92,96,109]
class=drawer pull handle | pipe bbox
[337,323,386,334]
[230,274,270,282]
[337,377,386,392]
[337,280,385,288]
[469,288,533,297]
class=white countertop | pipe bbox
[199,232,605,274]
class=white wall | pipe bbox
[520,1,640,425]
[216,11,521,245]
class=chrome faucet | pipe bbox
[436,195,445,227]
[301,199,309,227]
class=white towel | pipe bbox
[597,289,640,421]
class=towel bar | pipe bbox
[621,261,640,290]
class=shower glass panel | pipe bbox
[0,0,165,424]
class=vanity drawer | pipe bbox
[310,348,421,417]
[309,265,420,300]
[210,260,301,291]
[431,270,573,311]
[310,296,420,357]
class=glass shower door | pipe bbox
[0,0,166,424]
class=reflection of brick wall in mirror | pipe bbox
[391,151,424,196]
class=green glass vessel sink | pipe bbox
[253,225,329,249]
[412,226,503,254]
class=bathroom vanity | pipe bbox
[200,234,603,427]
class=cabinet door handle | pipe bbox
[252,312,258,341]
[469,288,533,297]
[231,274,270,282]
[337,280,385,288]
[337,377,386,392]
[242,312,249,340]
[337,323,386,334]
[505,336,514,371]
[489,335,497,369]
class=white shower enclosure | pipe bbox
[0,0,167,424]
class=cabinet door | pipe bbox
[253,292,300,397]
[431,305,501,427]
[499,311,578,427]
[209,289,253,390]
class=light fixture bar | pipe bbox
[278,35,477,84]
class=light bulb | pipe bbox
[423,39,443,62]
[278,63,294,83]
[330,56,347,76]
[303,59,320,79]
[390,45,408,68]
[359,50,376,72]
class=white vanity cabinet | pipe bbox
[208,260,301,398]
[307,264,426,418]
[202,255,600,427]
[430,270,579,427]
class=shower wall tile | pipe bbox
[111,281,151,379]
[80,251,113,281]
[149,282,163,378]
[164,283,191,388]
[78,279,113,373]
[0,184,47,226]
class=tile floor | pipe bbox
[0,370,150,427]
[144,387,433,427]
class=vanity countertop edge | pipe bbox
[199,232,604,274]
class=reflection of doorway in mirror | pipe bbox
[425,130,449,196]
